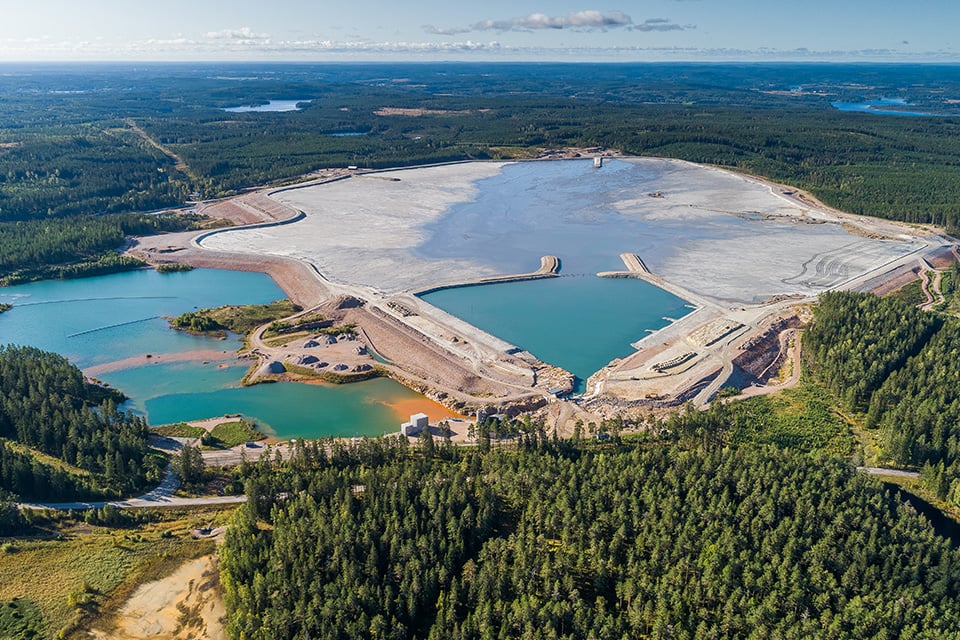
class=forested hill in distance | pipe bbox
[3,63,960,230]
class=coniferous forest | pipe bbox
[5,63,960,230]
[220,438,960,640]
[0,212,201,284]
[0,345,164,500]
[804,291,960,508]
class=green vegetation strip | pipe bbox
[0,214,200,286]
[155,263,194,273]
[170,299,301,336]
[208,420,266,448]
[151,420,265,449]
[889,279,927,307]
[151,423,206,439]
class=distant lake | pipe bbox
[223,99,311,113]
[831,98,944,117]
[0,269,448,437]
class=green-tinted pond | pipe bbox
[0,269,451,438]
[99,360,445,439]
[421,275,691,392]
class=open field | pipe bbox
[0,508,232,639]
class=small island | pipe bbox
[169,299,302,337]
[156,262,194,273]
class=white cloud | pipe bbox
[472,10,634,32]
[205,27,271,42]
[423,25,472,36]
[0,33,953,62]
[425,10,690,36]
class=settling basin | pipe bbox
[420,274,692,392]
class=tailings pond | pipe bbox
[0,269,450,437]
[420,276,691,392]
[203,157,919,389]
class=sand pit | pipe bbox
[92,555,225,640]
[84,349,236,377]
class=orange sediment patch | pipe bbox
[382,396,464,423]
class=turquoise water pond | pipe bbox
[101,361,426,439]
[0,269,433,437]
[0,269,280,368]
[421,275,691,392]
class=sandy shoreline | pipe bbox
[84,348,239,377]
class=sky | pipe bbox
[0,0,956,63]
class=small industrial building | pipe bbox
[400,413,429,436]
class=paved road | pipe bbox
[19,459,247,511]
[18,439,300,511]
[21,494,248,511]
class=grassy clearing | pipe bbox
[262,331,309,347]
[261,312,332,339]
[938,270,960,316]
[0,507,234,639]
[208,420,265,448]
[487,146,539,159]
[171,299,301,337]
[151,423,205,439]
[206,300,301,334]
[729,383,853,456]
[888,278,926,307]
[2,439,95,479]
[0,598,45,639]
[153,420,265,449]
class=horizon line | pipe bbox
[2,58,960,65]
